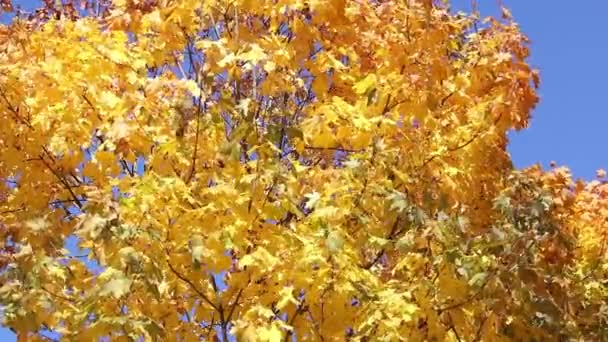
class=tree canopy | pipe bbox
[0,0,607,341]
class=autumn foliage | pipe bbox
[0,0,607,341]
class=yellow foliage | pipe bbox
[0,0,606,341]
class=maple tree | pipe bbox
[1,0,607,341]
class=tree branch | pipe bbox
[284,299,306,342]
[304,145,365,153]
[38,154,83,209]
[226,287,244,323]
[165,256,218,311]
[0,86,33,129]
[436,269,494,314]
[447,312,462,342]
[1,207,25,214]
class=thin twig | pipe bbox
[165,256,218,311]
[39,155,83,208]
[284,299,306,342]
[226,288,244,322]
[579,230,607,283]
[361,217,402,269]
[474,313,489,341]
[0,86,33,129]
[447,313,462,342]
[185,106,201,184]
[304,145,366,153]
[436,269,495,313]
[40,286,73,304]
[1,207,25,214]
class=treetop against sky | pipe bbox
[1,1,608,341]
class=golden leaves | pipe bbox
[352,74,377,95]
[98,268,132,299]
[0,0,604,341]
[239,247,279,273]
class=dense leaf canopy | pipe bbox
[0,0,607,341]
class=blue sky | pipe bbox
[453,0,608,180]
[1,0,607,340]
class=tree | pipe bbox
[0,0,606,340]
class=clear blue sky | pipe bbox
[1,0,607,340]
